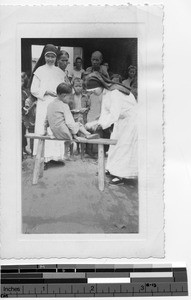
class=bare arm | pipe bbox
[63,104,80,135]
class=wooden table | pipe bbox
[26,133,117,191]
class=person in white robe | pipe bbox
[85,72,138,185]
[30,44,67,165]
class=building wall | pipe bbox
[21,38,137,80]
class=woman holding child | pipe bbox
[85,72,138,185]
[30,44,67,163]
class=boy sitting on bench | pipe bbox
[43,83,98,141]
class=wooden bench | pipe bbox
[26,133,117,191]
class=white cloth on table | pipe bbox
[31,64,67,162]
[97,89,138,179]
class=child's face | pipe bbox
[103,63,109,70]
[128,68,136,78]
[112,77,120,83]
[74,83,83,95]
[58,55,69,71]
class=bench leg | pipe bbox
[39,140,45,179]
[64,141,69,159]
[32,139,44,184]
[80,143,85,160]
[70,142,74,158]
[98,144,105,191]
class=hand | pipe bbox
[73,134,81,142]
[45,90,57,97]
[74,136,85,142]
[79,108,88,113]
[42,130,48,136]
[92,123,102,132]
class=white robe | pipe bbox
[98,89,138,179]
[31,64,67,162]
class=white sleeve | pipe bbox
[98,90,121,129]
[30,74,46,101]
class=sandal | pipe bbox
[109,177,124,185]
[105,170,110,176]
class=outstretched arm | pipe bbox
[64,104,80,135]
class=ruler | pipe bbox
[1,264,188,297]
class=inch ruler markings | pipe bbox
[1,264,188,297]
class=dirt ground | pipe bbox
[22,154,138,234]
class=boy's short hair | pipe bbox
[73,78,83,86]
[56,83,72,95]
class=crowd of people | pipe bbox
[22,43,138,185]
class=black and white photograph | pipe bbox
[1,5,164,258]
[21,38,138,234]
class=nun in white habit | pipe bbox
[30,44,67,165]
[85,72,138,185]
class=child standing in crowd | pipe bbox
[44,83,97,141]
[83,51,110,157]
[84,51,109,128]
[70,78,90,125]
[70,57,85,83]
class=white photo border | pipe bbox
[0,5,164,258]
